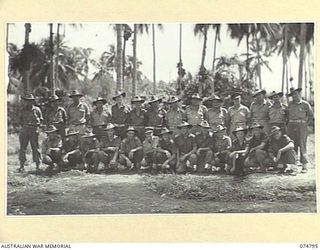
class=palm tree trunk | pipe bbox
[23,23,31,94]
[55,24,60,90]
[211,28,218,94]
[200,27,208,69]
[122,37,126,85]
[304,60,308,100]
[132,24,137,97]
[115,24,123,92]
[246,34,249,81]
[281,24,288,93]
[49,23,55,95]
[152,24,156,94]
[178,24,182,93]
[298,23,307,89]
[255,33,262,89]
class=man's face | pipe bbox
[271,95,280,102]
[215,130,225,138]
[252,128,261,137]
[23,100,33,108]
[48,133,56,139]
[233,97,241,105]
[255,93,264,102]
[191,99,200,106]
[235,131,245,139]
[127,131,135,138]
[50,101,58,109]
[273,130,282,140]
[134,102,142,109]
[151,101,159,109]
[201,127,209,134]
[107,129,114,137]
[72,96,80,104]
[96,101,104,108]
[181,127,189,135]
[145,132,153,139]
[162,133,170,140]
[85,137,93,143]
[292,91,301,102]
[212,100,222,108]
[69,135,78,143]
[170,102,178,109]
[115,96,122,105]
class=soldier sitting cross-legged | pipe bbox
[62,128,83,170]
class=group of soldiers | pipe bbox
[17,87,314,175]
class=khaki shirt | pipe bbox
[120,137,142,155]
[288,100,314,122]
[250,99,271,122]
[174,133,196,154]
[81,138,99,154]
[165,108,187,128]
[47,107,67,126]
[67,102,90,125]
[99,135,121,151]
[127,108,146,126]
[145,107,166,127]
[143,136,159,154]
[90,107,111,127]
[269,103,287,124]
[111,104,129,125]
[20,105,43,126]
[214,135,231,152]
[185,105,207,126]
[228,104,249,125]
[206,107,228,127]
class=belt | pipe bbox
[289,119,306,123]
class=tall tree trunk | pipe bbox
[122,37,126,85]
[255,33,262,89]
[152,24,156,94]
[200,27,208,69]
[49,23,55,95]
[211,28,218,94]
[245,34,250,82]
[304,60,308,100]
[55,24,60,90]
[298,23,307,89]
[177,24,182,93]
[115,24,123,92]
[281,24,288,93]
[132,24,137,97]
[23,23,31,94]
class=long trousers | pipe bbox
[287,122,308,164]
[19,127,41,165]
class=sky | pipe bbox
[7,22,314,94]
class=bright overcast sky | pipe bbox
[7,23,314,94]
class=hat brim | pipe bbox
[232,129,248,136]
[66,132,79,137]
[250,125,264,129]
[198,124,211,129]
[253,90,266,97]
[191,97,202,101]
[270,129,282,135]
[93,99,107,105]
[112,92,126,100]
[287,88,302,97]
[269,92,284,98]
[131,100,145,104]
[45,129,59,134]
[82,134,96,138]
[21,97,35,101]
[160,130,173,135]
[167,99,181,104]
[149,98,162,104]
[69,94,83,98]
[177,124,192,129]
[213,128,226,133]
[104,126,116,130]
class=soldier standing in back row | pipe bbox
[66,90,90,139]
[286,87,314,173]
[46,94,67,143]
[185,93,207,134]
[165,96,186,135]
[127,96,146,141]
[205,95,228,130]
[249,89,271,133]
[18,94,43,172]
[144,96,166,135]
[111,91,129,139]
[268,91,288,132]
[227,93,250,138]
[90,97,111,141]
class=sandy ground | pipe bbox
[6,133,317,215]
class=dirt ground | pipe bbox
[6,133,317,215]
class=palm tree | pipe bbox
[298,23,307,89]
[122,24,132,84]
[132,24,150,97]
[152,24,163,94]
[194,24,210,70]
[211,24,221,94]
[115,24,123,91]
